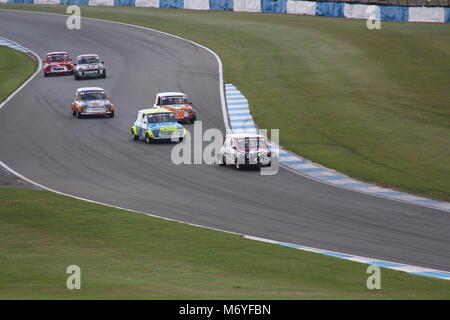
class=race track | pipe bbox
[0,10,449,271]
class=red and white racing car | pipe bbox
[43,52,74,77]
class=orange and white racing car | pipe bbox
[71,87,115,118]
[153,92,196,123]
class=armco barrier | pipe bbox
[2,0,449,22]
[316,1,344,17]
[209,0,233,10]
[159,0,183,8]
[261,0,286,13]
[379,4,409,21]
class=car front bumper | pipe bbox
[80,110,113,116]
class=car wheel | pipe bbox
[74,74,80,80]
[72,110,76,116]
[109,111,114,118]
[101,70,106,79]
[178,137,184,143]
[219,155,226,166]
[44,72,49,77]
[145,133,153,144]
[235,160,243,170]
[76,111,83,119]
[131,129,139,141]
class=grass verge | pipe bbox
[0,4,449,201]
[0,45,36,103]
[1,188,449,299]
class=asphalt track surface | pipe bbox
[0,10,449,272]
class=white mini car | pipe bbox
[218,133,271,170]
[71,87,115,118]
[74,54,106,80]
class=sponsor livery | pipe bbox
[153,92,197,123]
[71,87,115,118]
[131,108,186,143]
[43,52,74,77]
[218,133,272,170]
[74,54,106,80]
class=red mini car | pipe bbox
[43,52,74,77]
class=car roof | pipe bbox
[226,133,265,139]
[157,92,186,97]
[47,52,68,55]
[76,87,105,92]
[77,54,99,58]
[139,108,172,114]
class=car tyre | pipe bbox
[101,70,106,79]
[145,133,153,144]
[219,155,226,166]
[132,129,139,141]
[74,74,80,81]
[44,72,49,77]
[76,111,83,119]
[235,160,244,170]
[109,111,114,118]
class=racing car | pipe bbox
[71,87,115,118]
[218,133,272,170]
[131,109,186,143]
[43,52,74,77]
[153,92,196,123]
[74,54,106,80]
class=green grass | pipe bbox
[0,188,449,299]
[0,45,36,103]
[1,4,449,201]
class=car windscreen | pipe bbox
[78,57,100,64]
[147,113,176,123]
[161,96,187,105]
[80,92,106,101]
[237,138,267,150]
[48,54,67,62]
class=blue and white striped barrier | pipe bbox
[224,83,450,213]
[2,0,450,23]
[244,235,450,280]
[0,36,30,53]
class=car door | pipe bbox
[139,114,148,137]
